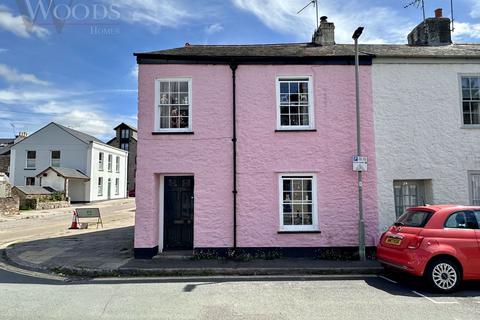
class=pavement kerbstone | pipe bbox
[3,223,383,278]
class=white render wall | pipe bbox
[373,59,480,233]
[88,142,128,201]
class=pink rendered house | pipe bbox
[134,18,378,258]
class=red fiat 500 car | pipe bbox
[377,205,480,292]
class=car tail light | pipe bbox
[407,236,424,249]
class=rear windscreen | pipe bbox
[395,210,433,227]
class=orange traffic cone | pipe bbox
[69,210,79,229]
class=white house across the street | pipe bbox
[9,122,128,202]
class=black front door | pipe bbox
[164,176,194,250]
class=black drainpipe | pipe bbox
[230,63,238,250]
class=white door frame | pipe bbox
[158,173,194,253]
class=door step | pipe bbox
[154,250,194,260]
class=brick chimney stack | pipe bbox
[312,16,335,46]
[407,8,452,46]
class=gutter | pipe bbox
[230,63,238,250]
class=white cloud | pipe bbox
[0,64,49,85]
[0,6,49,38]
[232,0,415,43]
[453,22,480,40]
[0,49,6,53]
[471,0,480,18]
[106,0,193,28]
[205,22,224,34]
[53,110,113,137]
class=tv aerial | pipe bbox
[297,0,320,29]
[404,0,455,31]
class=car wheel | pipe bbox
[425,258,461,293]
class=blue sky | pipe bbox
[0,0,479,141]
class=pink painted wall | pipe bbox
[135,63,378,250]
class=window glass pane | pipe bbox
[160,82,169,92]
[283,214,293,225]
[171,81,179,92]
[27,151,36,159]
[462,77,470,89]
[299,82,308,93]
[160,93,169,104]
[179,93,188,104]
[471,77,479,89]
[289,82,299,93]
[293,214,302,225]
[463,89,471,100]
[179,81,188,92]
[281,115,289,126]
[280,82,289,94]
[396,210,433,227]
[445,211,478,229]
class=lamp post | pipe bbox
[353,26,366,261]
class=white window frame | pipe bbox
[98,152,104,171]
[25,150,36,169]
[154,77,193,133]
[107,154,112,172]
[459,73,480,128]
[115,156,120,173]
[115,178,120,195]
[278,173,318,231]
[51,150,61,167]
[98,177,103,196]
[276,76,315,131]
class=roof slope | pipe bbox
[14,186,53,195]
[36,167,89,180]
[135,43,480,59]
[114,122,137,131]
[54,123,103,144]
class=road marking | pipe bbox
[412,290,459,304]
[378,275,397,284]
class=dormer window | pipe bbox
[121,129,129,139]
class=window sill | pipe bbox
[275,129,317,132]
[152,131,194,135]
[278,230,321,234]
[24,168,36,170]
[461,125,480,129]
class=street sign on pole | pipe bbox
[353,156,368,172]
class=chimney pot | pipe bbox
[320,16,328,22]
[435,8,442,18]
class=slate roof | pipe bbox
[114,122,137,131]
[14,186,54,195]
[0,138,14,145]
[135,43,480,60]
[54,123,103,144]
[36,167,89,180]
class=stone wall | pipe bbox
[0,197,19,215]
[0,174,12,198]
[0,155,10,175]
[35,201,70,210]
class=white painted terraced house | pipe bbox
[9,122,128,202]
[372,8,480,232]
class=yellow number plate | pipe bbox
[385,237,402,245]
